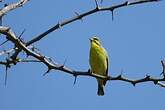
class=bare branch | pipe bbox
[0,26,165,87]
[0,0,163,89]
[0,48,15,56]
[19,59,41,63]
[0,0,29,17]
[2,0,160,68]
[26,0,160,46]
[0,61,7,66]
[157,81,165,87]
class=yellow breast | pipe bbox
[89,43,107,75]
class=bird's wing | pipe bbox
[103,48,109,86]
[105,56,109,76]
[103,56,108,86]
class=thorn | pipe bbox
[132,82,136,86]
[88,69,91,74]
[6,58,11,68]
[120,69,124,75]
[0,40,9,47]
[110,9,114,21]
[25,53,30,58]
[5,27,11,32]
[74,11,79,16]
[7,52,10,60]
[47,57,52,62]
[107,75,111,80]
[59,65,64,69]
[26,52,30,57]
[5,66,8,86]
[4,4,8,7]
[46,57,54,64]
[31,46,35,51]
[18,29,26,39]
[59,59,67,69]
[31,46,40,52]
[145,75,150,80]
[43,68,51,76]
[94,0,99,9]
[43,71,49,76]
[160,60,165,77]
[117,74,122,79]
[154,80,158,85]
[0,16,2,26]
[74,11,83,22]
[63,58,67,66]
[4,58,11,85]
[13,60,17,65]
[58,22,62,29]
[47,57,57,65]
[125,1,130,5]
[73,75,77,85]
[160,72,163,76]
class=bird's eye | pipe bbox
[94,40,100,45]
[94,38,99,41]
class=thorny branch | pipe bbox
[0,0,29,31]
[4,0,160,67]
[26,0,160,46]
[0,26,165,87]
[0,0,164,88]
[0,0,29,17]
[1,0,160,61]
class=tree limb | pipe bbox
[3,0,160,68]
[0,26,165,87]
[26,0,160,46]
[0,0,164,88]
[0,0,29,17]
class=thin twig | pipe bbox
[0,48,15,56]
[19,59,41,63]
[0,39,9,46]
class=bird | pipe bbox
[89,36,109,96]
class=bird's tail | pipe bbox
[97,83,104,96]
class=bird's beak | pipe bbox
[89,38,92,42]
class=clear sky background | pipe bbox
[0,0,165,110]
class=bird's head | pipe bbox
[90,36,101,46]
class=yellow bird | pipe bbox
[89,36,109,96]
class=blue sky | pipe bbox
[0,0,165,110]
